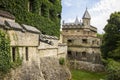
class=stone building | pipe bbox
[0,10,71,80]
[0,10,67,64]
[62,9,104,71]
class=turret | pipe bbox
[74,17,79,25]
[82,8,91,27]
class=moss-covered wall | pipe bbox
[0,0,62,37]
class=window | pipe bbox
[41,3,47,17]
[12,47,16,62]
[68,51,72,58]
[68,51,72,55]
[28,0,34,12]
[82,52,86,57]
[68,39,73,43]
[97,41,99,45]
[92,40,95,44]
[82,39,87,43]
[25,47,29,61]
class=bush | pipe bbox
[59,57,65,65]
[106,59,120,80]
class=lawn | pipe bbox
[71,69,106,80]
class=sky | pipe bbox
[62,0,120,34]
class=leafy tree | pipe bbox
[101,12,120,59]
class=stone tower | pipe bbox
[82,8,91,28]
[61,9,104,72]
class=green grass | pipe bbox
[71,69,106,80]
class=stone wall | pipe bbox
[8,30,39,46]
[58,43,67,59]
[69,60,104,72]
[3,57,71,80]
[62,29,97,37]
[38,40,58,57]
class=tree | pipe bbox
[101,12,120,59]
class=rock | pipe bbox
[2,57,71,80]
[40,57,71,80]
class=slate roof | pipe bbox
[82,9,91,19]
[22,24,40,34]
[0,10,15,20]
[5,20,23,30]
[40,34,58,40]
[39,34,59,45]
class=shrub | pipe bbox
[59,57,65,65]
[106,59,120,80]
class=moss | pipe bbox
[0,0,62,37]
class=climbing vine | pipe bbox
[0,0,62,37]
[0,30,22,75]
[0,30,11,74]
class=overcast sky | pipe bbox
[62,0,120,34]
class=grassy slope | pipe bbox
[71,70,106,80]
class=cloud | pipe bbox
[62,0,120,34]
[89,0,120,33]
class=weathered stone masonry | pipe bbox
[0,10,67,63]
[0,10,70,80]
[62,9,104,71]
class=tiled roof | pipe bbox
[22,24,40,34]
[5,20,23,30]
[0,10,15,20]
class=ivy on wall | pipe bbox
[0,30,22,79]
[0,0,62,37]
[0,30,11,74]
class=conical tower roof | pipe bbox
[74,17,79,25]
[82,8,91,19]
